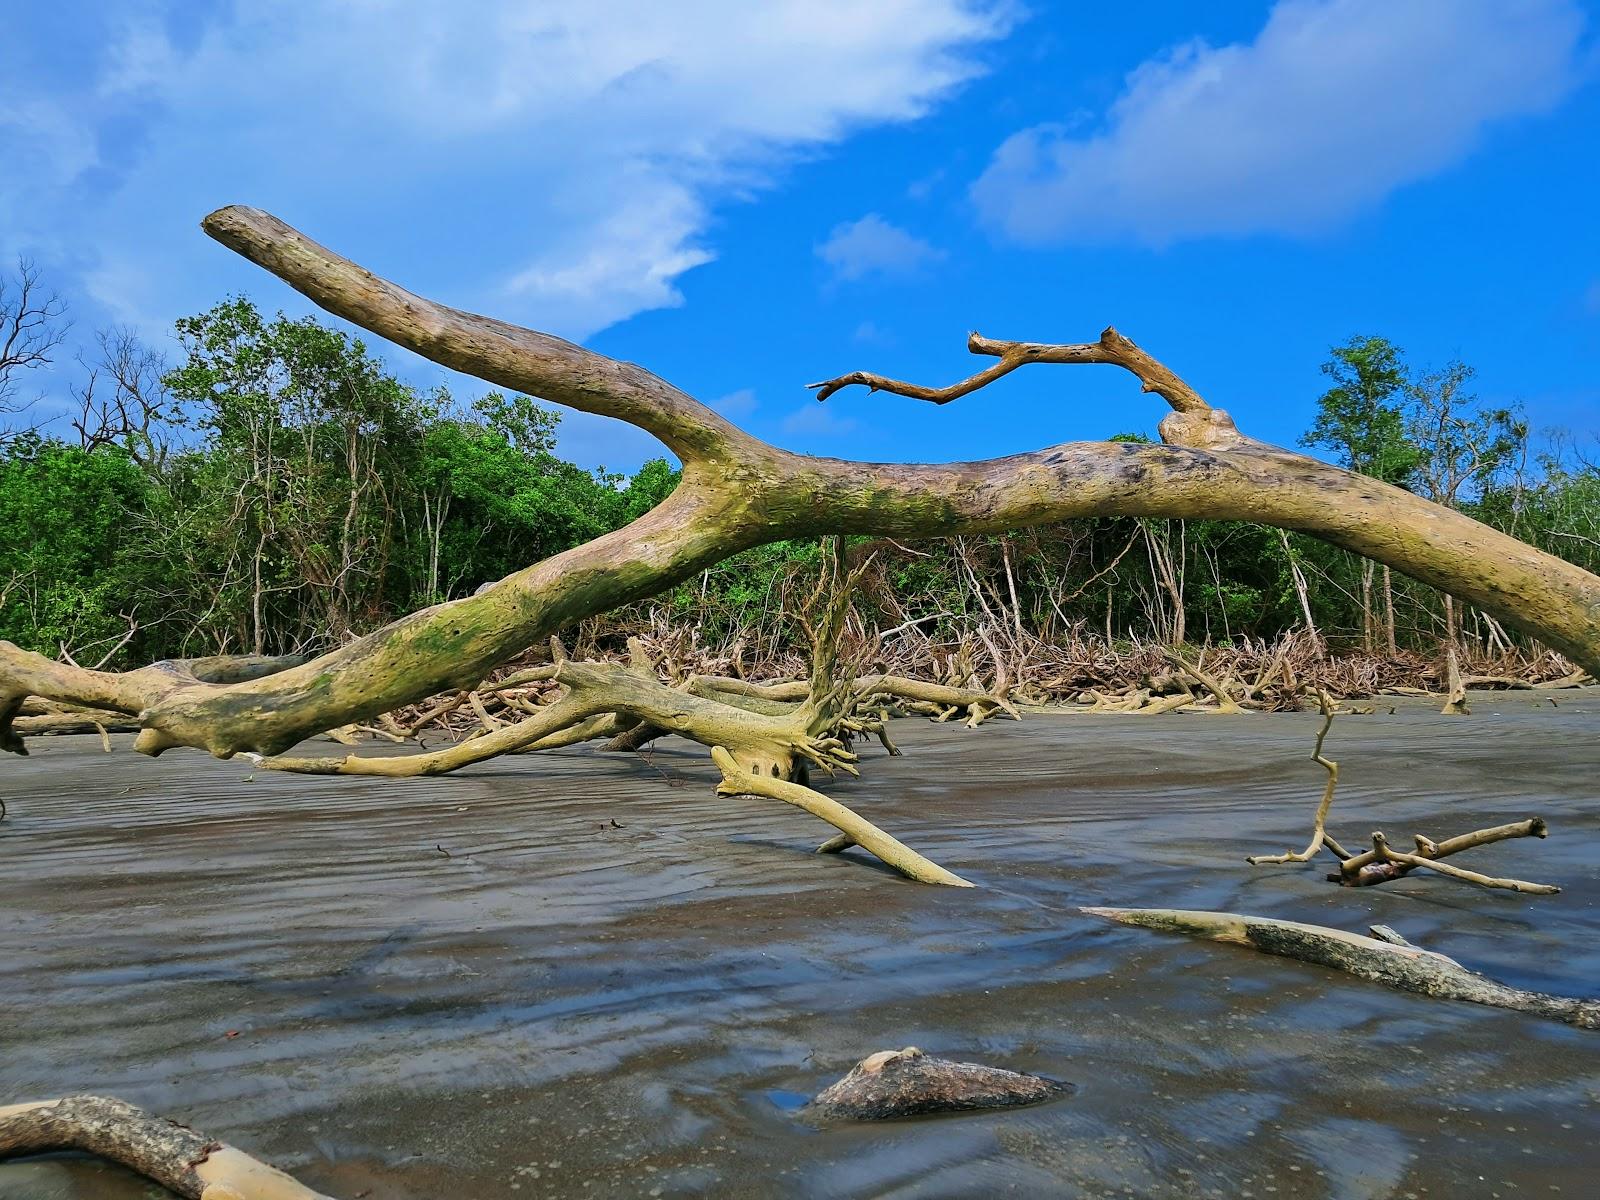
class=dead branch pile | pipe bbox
[369,623,1589,744]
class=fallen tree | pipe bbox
[3,207,1599,839]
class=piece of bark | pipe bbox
[1083,907,1600,1029]
[806,1047,1069,1120]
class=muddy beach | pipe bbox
[3,694,1598,1199]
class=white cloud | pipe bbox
[783,403,858,436]
[2,1,1009,345]
[710,388,759,418]
[817,213,946,282]
[972,0,1587,245]
[503,182,714,337]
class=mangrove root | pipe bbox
[1082,907,1599,1028]
[806,1047,1070,1120]
[0,1094,334,1199]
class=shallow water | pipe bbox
[2,692,1598,1198]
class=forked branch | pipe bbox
[808,327,1211,414]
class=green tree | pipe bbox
[0,437,152,658]
[1301,335,1421,485]
[1300,336,1427,652]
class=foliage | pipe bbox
[0,437,152,658]
[1300,335,1422,485]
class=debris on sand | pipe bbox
[806,1047,1070,1120]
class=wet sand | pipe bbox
[2,692,1598,1198]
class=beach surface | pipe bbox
[2,692,1597,1198]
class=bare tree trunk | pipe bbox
[1360,557,1375,652]
[1275,530,1323,660]
[1382,565,1398,657]
[1144,522,1185,647]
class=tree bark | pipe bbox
[3,205,1598,762]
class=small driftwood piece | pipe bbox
[0,1095,334,1199]
[1082,908,1600,1029]
[1342,824,1559,894]
[806,1047,1069,1120]
[1245,698,1558,894]
[1440,645,1470,715]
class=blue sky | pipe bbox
[4,0,1598,472]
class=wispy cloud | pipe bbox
[2,1,1010,341]
[817,214,946,283]
[710,388,759,418]
[782,403,859,436]
[973,0,1587,245]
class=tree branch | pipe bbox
[711,746,972,886]
[808,327,1210,413]
[201,206,752,466]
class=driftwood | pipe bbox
[242,562,884,784]
[233,555,980,885]
[1082,908,1600,1029]
[0,1095,333,1199]
[1245,698,1559,893]
[1245,693,1342,864]
[806,1047,1069,1120]
[1337,822,1557,892]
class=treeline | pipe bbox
[2,265,1597,669]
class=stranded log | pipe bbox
[1083,907,1600,1029]
[0,1095,334,1199]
